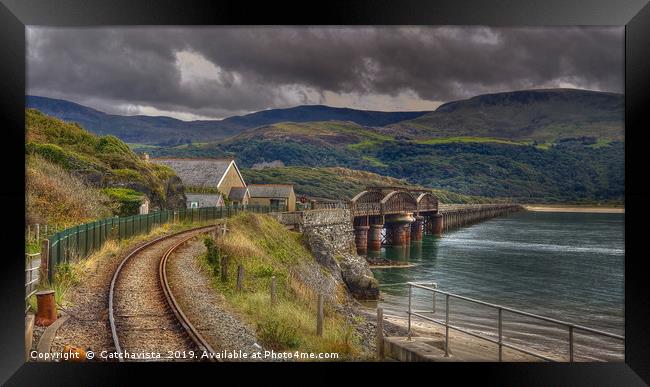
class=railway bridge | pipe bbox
[313,186,522,255]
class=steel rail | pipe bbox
[108,225,217,362]
[159,233,220,362]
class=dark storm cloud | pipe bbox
[27,26,623,120]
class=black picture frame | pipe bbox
[1,0,648,385]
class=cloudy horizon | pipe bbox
[27,26,624,121]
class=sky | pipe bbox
[27,26,624,121]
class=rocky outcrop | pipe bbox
[271,209,380,300]
[164,175,187,209]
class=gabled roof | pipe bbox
[186,193,224,207]
[152,158,244,189]
[248,184,294,198]
[228,187,250,201]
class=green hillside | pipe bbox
[143,129,623,203]
[241,166,486,203]
[389,89,623,143]
[25,109,186,226]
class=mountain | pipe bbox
[388,89,624,142]
[27,88,625,203]
[222,104,431,128]
[25,96,431,145]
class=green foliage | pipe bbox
[203,236,220,276]
[26,142,105,172]
[256,316,303,350]
[51,262,82,306]
[26,109,183,223]
[203,213,364,357]
[96,135,133,156]
[101,188,144,216]
[376,141,624,202]
[241,166,483,202]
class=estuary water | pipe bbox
[371,211,624,361]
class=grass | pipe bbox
[201,213,366,359]
[589,138,613,149]
[25,108,182,225]
[26,155,116,227]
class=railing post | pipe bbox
[445,294,450,357]
[376,307,384,360]
[498,307,503,361]
[569,326,574,362]
[407,284,412,335]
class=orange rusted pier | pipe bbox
[346,186,522,253]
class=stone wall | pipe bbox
[270,209,379,300]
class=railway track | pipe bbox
[108,225,219,362]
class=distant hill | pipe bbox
[388,89,624,142]
[26,96,431,145]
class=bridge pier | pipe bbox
[431,213,443,235]
[353,216,370,255]
[411,216,424,241]
[384,213,415,247]
[368,215,384,252]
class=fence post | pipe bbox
[569,326,574,362]
[35,224,40,241]
[316,294,324,336]
[27,225,31,242]
[498,307,503,361]
[236,264,244,292]
[445,294,450,357]
[407,284,412,335]
[40,239,49,286]
[376,307,384,360]
[44,224,48,236]
[270,276,277,306]
[220,255,229,282]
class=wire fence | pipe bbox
[46,204,285,281]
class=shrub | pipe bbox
[101,187,144,216]
[256,316,303,350]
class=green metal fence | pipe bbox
[46,204,285,281]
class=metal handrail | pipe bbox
[406,282,624,362]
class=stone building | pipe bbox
[248,184,296,212]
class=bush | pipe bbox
[256,316,303,350]
[101,187,144,216]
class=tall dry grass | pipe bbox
[26,155,116,227]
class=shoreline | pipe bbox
[523,205,624,213]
